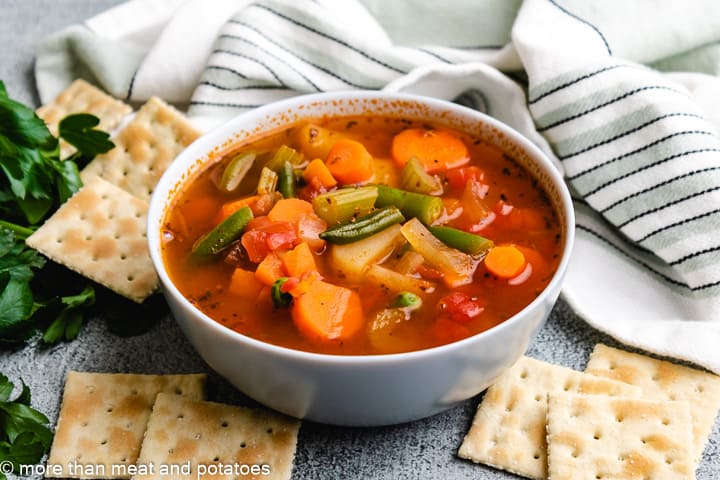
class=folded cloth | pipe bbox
[34,0,720,373]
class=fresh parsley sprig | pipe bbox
[0,80,114,345]
[0,373,53,480]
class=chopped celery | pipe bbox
[400,218,477,287]
[429,225,494,257]
[400,156,442,195]
[192,206,253,256]
[312,186,378,225]
[366,264,435,295]
[265,145,304,171]
[257,167,278,194]
[278,160,296,198]
[375,185,443,225]
[319,207,405,245]
[394,250,424,275]
[218,152,255,192]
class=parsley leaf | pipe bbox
[0,374,52,476]
[59,113,115,157]
[0,82,114,226]
[42,286,95,344]
[0,81,117,345]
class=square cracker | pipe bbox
[133,393,300,480]
[458,356,642,479]
[36,79,132,157]
[546,392,694,480]
[47,371,207,479]
[81,96,201,201]
[25,176,157,302]
[585,344,720,464]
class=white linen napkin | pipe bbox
[34,0,720,373]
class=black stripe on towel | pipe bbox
[618,186,720,228]
[206,65,248,79]
[537,85,683,132]
[224,23,372,89]
[637,207,720,243]
[250,3,408,74]
[601,165,720,213]
[584,148,720,197]
[569,130,716,180]
[198,81,289,91]
[558,112,706,160]
[669,245,720,266]
[547,0,612,55]
[575,224,693,289]
[218,34,321,91]
[213,48,286,87]
[528,64,632,104]
[190,100,264,109]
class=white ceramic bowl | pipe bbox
[148,91,575,426]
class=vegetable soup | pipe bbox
[162,116,563,355]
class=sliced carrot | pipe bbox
[484,244,527,279]
[255,252,285,286]
[217,195,259,224]
[281,242,317,277]
[291,280,364,343]
[302,158,337,188]
[325,139,374,185]
[267,198,314,223]
[229,268,264,300]
[391,128,469,173]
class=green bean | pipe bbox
[278,160,296,198]
[429,225,494,257]
[319,206,405,244]
[375,185,444,225]
[192,206,253,256]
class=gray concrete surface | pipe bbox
[1,1,718,478]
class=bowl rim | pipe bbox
[147,90,575,365]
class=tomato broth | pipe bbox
[162,116,563,355]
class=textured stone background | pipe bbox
[0,1,718,478]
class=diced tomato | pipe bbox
[492,201,547,232]
[430,317,471,345]
[266,225,297,250]
[241,217,298,263]
[241,230,271,263]
[445,166,485,190]
[436,292,486,323]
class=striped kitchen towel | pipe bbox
[34,0,720,372]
